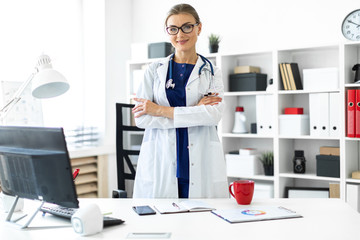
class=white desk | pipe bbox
[1,198,360,240]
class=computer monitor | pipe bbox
[0,126,79,208]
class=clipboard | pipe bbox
[211,206,302,223]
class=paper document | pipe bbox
[154,200,215,214]
[212,206,302,223]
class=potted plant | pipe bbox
[258,151,274,176]
[208,33,221,53]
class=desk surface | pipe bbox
[1,198,360,240]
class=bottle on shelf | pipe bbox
[232,106,247,133]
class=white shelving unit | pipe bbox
[126,42,360,201]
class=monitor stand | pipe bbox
[5,195,44,229]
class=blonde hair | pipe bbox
[165,3,200,27]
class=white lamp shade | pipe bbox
[31,68,70,99]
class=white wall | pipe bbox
[130,0,359,54]
[105,0,132,194]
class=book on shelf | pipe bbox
[279,63,289,90]
[289,63,303,90]
[285,63,296,90]
[154,200,215,214]
[211,206,302,223]
[282,63,292,90]
[279,63,303,90]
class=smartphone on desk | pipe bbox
[132,205,156,216]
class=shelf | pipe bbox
[345,137,360,141]
[224,91,271,96]
[278,89,340,94]
[346,178,360,184]
[280,172,340,181]
[221,133,273,139]
[278,135,340,140]
[344,83,360,88]
[227,175,274,181]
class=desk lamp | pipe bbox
[0,54,70,122]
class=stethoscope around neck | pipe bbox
[165,53,215,96]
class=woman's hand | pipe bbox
[197,94,222,106]
[132,98,174,119]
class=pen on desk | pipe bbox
[73,168,80,180]
[172,202,180,209]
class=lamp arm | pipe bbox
[0,73,36,121]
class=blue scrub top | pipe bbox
[165,61,195,181]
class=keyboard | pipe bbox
[40,205,125,227]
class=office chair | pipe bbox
[113,103,144,198]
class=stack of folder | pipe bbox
[347,89,360,138]
[279,63,303,90]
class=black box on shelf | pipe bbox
[148,42,173,59]
[229,73,267,91]
[316,155,340,178]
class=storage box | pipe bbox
[346,184,360,212]
[253,182,274,199]
[279,114,310,135]
[303,68,339,91]
[225,154,264,177]
[316,155,340,178]
[234,66,260,74]
[148,42,173,59]
[329,183,340,198]
[229,73,267,92]
[284,108,303,114]
[319,146,340,156]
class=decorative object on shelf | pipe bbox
[341,9,360,41]
[232,106,247,133]
[0,54,70,123]
[258,151,274,176]
[266,78,275,91]
[208,33,220,53]
[353,64,360,83]
[293,150,306,174]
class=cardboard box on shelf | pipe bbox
[319,146,340,156]
[234,66,260,74]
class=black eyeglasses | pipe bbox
[166,23,199,35]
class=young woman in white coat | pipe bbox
[132,3,228,198]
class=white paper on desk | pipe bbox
[154,200,215,214]
[212,206,302,223]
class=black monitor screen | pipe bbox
[0,126,79,208]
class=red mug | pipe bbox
[229,180,255,205]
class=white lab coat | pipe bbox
[133,55,228,198]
